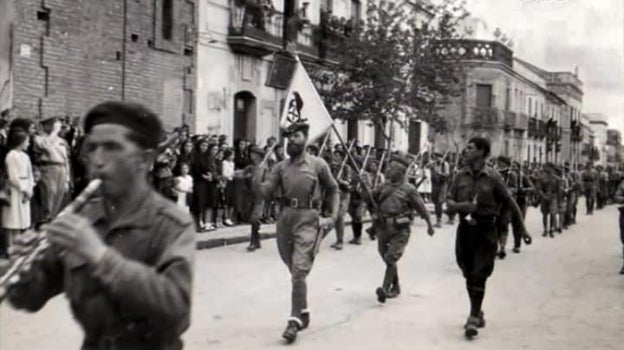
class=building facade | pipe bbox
[196,0,432,149]
[586,113,609,167]
[433,37,583,166]
[0,0,196,129]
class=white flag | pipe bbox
[279,56,334,142]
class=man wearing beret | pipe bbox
[366,153,434,303]
[539,163,561,237]
[7,101,195,350]
[446,137,531,339]
[253,121,339,343]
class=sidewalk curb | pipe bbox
[196,218,372,250]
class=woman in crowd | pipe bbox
[192,138,213,231]
[1,128,35,255]
[221,149,236,226]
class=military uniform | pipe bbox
[8,192,195,350]
[539,169,561,236]
[597,168,609,209]
[447,163,528,338]
[430,155,451,227]
[582,167,599,214]
[243,145,267,251]
[254,150,338,339]
[369,155,432,302]
[495,160,519,258]
[330,154,352,249]
[348,162,368,244]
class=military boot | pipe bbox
[375,287,387,303]
[282,319,301,343]
[464,315,480,339]
[300,310,310,330]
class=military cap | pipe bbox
[84,101,164,150]
[496,155,512,166]
[249,145,265,156]
[390,153,411,168]
[306,144,319,153]
[282,121,309,137]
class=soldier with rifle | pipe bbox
[363,153,435,303]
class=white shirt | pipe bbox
[221,160,235,181]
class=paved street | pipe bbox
[1,202,623,350]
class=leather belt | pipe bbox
[281,197,320,210]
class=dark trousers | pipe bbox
[377,225,410,290]
[585,192,595,214]
[456,218,498,316]
[431,182,447,220]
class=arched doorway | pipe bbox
[233,91,256,142]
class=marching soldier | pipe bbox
[539,163,561,237]
[348,156,369,245]
[252,121,339,344]
[495,156,519,259]
[568,163,582,225]
[365,154,434,303]
[242,145,267,251]
[6,101,195,349]
[597,165,609,209]
[554,166,569,231]
[430,152,451,228]
[329,148,352,250]
[513,161,534,220]
[582,163,598,215]
[446,137,531,339]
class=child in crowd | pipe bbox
[174,162,193,214]
[221,149,235,226]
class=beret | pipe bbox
[84,101,163,150]
[282,121,309,137]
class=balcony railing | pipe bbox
[433,39,513,67]
[228,8,318,58]
[469,107,501,129]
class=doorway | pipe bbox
[233,91,256,141]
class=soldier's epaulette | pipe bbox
[157,202,193,227]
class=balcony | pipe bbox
[228,8,319,58]
[432,39,513,67]
[469,107,501,129]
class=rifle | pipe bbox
[373,150,387,188]
[336,140,355,180]
[355,146,372,192]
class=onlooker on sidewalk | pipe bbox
[1,128,35,256]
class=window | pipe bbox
[351,0,362,26]
[475,84,492,108]
[505,87,510,111]
[528,97,532,116]
[322,0,333,12]
[162,0,174,41]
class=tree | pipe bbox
[306,0,468,149]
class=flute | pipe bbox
[0,179,102,303]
